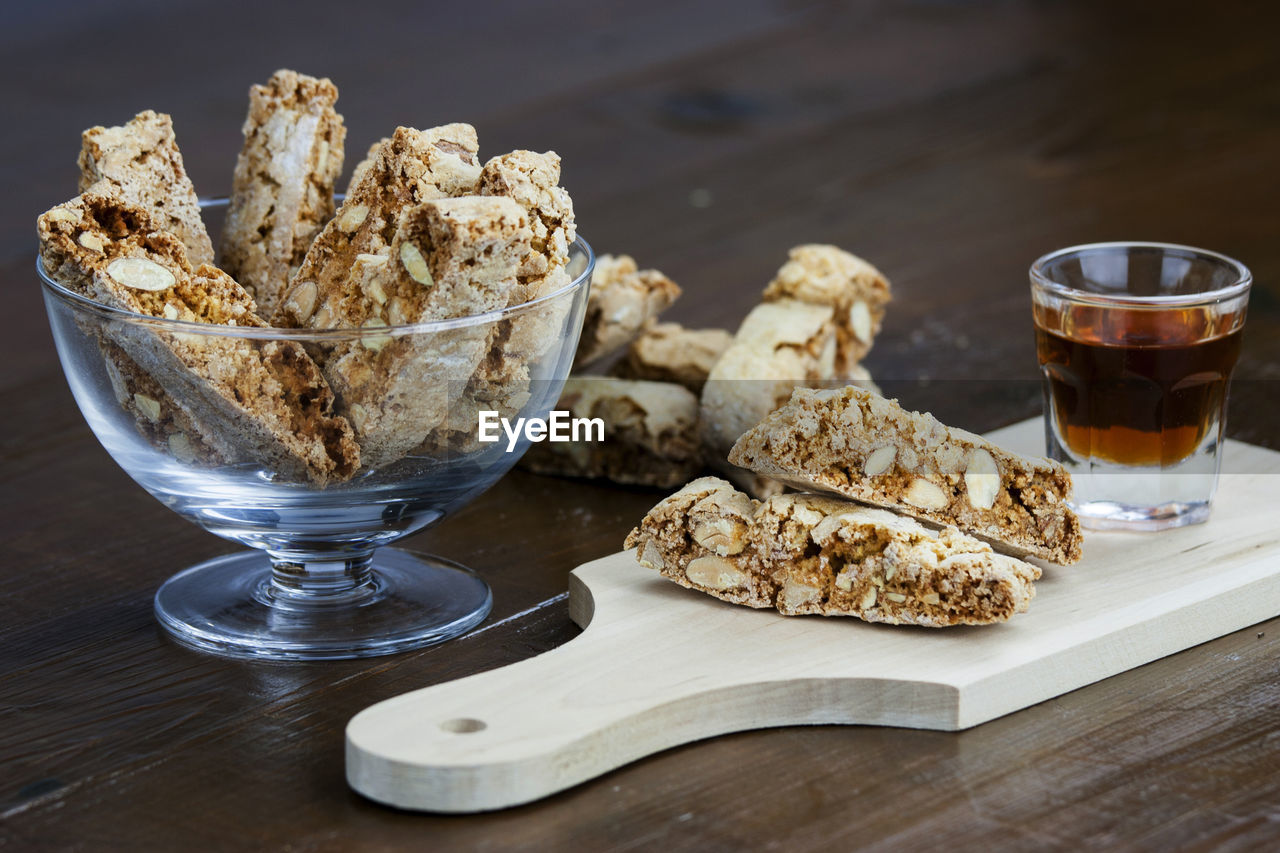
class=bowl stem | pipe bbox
[263,549,379,606]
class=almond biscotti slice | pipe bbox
[611,321,733,395]
[519,377,702,488]
[699,298,840,458]
[754,494,1040,625]
[763,244,891,373]
[729,386,1083,564]
[78,110,214,267]
[699,298,845,499]
[574,254,681,367]
[38,193,359,484]
[448,150,580,435]
[479,150,576,288]
[271,123,483,328]
[221,69,346,315]
[624,478,1041,627]
[99,338,225,466]
[623,477,767,608]
[313,196,534,467]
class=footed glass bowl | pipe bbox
[40,214,593,661]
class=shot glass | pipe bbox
[1030,242,1251,531]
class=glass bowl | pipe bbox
[39,201,594,661]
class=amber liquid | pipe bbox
[1034,305,1242,467]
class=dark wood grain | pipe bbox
[3,0,1279,849]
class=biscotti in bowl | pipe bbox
[36,70,595,659]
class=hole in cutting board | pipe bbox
[440,717,487,734]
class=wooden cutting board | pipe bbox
[346,419,1280,813]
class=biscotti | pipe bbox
[699,298,840,457]
[574,253,680,367]
[270,123,483,327]
[423,151,580,454]
[221,69,346,315]
[474,151,577,386]
[625,477,1041,627]
[38,193,359,484]
[310,196,534,467]
[479,150,575,289]
[728,386,1083,564]
[78,110,214,267]
[99,338,224,466]
[519,377,702,488]
[763,244,891,373]
[612,321,733,394]
[625,477,766,607]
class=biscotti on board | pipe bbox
[625,476,1041,627]
[729,386,1083,564]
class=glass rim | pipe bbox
[1029,241,1252,309]
[38,233,595,341]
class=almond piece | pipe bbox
[105,258,175,292]
[860,586,878,610]
[638,539,665,571]
[168,433,196,464]
[864,445,897,477]
[361,318,392,352]
[348,403,368,432]
[885,592,907,603]
[133,393,162,422]
[685,555,748,590]
[400,242,433,286]
[386,296,409,326]
[315,139,330,176]
[780,576,821,609]
[46,207,81,223]
[849,300,872,343]
[78,232,105,252]
[818,333,837,375]
[285,280,318,319]
[338,204,369,232]
[692,518,747,556]
[903,478,947,510]
[964,449,1000,510]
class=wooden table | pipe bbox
[4,1,1278,848]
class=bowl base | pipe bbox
[154,549,492,661]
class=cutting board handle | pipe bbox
[346,572,717,813]
[346,561,957,813]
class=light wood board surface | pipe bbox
[346,419,1280,813]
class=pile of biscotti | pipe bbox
[37,69,576,483]
[539,241,1084,627]
[627,385,1084,627]
[523,243,888,492]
